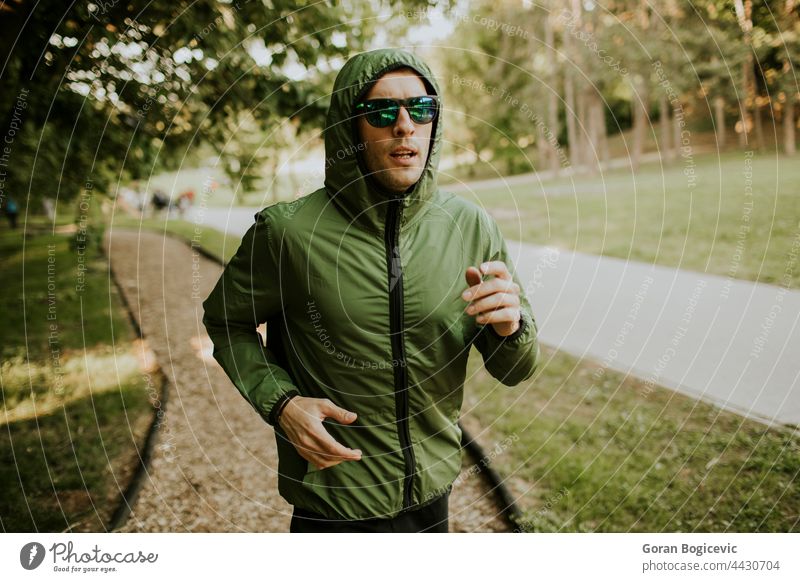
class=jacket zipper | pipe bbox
[385,198,416,510]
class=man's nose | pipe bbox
[392,106,415,137]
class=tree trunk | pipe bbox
[753,93,765,151]
[563,0,583,170]
[545,7,561,175]
[597,94,610,166]
[785,96,797,155]
[578,88,591,173]
[586,90,597,174]
[587,91,606,172]
[537,126,549,172]
[673,97,683,159]
[631,76,649,170]
[714,96,727,149]
[564,72,579,169]
[548,95,561,174]
[631,0,651,170]
[739,57,751,147]
[781,0,796,155]
[660,93,674,161]
[734,0,754,148]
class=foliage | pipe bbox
[0,0,440,211]
[439,0,798,174]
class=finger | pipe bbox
[466,290,520,316]
[307,443,359,467]
[469,278,519,301]
[462,266,485,301]
[479,260,512,280]
[310,425,363,461]
[318,398,358,424]
[465,266,482,287]
[475,307,520,325]
[463,278,518,302]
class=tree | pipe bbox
[771,0,799,154]
[441,0,543,176]
[0,0,438,213]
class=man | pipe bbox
[202,48,539,533]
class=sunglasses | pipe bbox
[354,95,439,128]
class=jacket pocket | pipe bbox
[302,418,359,477]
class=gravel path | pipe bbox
[107,228,509,532]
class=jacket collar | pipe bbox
[323,48,443,236]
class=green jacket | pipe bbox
[202,48,539,521]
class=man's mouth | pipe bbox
[389,148,417,160]
[389,147,418,165]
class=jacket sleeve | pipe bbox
[472,217,540,387]
[201,211,300,426]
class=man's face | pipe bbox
[356,69,434,194]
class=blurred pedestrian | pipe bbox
[4,196,19,228]
[151,189,169,214]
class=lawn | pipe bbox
[464,150,800,287]
[0,222,155,532]
[463,345,799,532]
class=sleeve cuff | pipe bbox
[267,389,301,426]
[486,313,528,342]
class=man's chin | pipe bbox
[378,168,423,193]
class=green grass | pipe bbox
[0,225,154,532]
[0,384,152,532]
[464,346,799,532]
[0,229,132,361]
[466,150,800,287]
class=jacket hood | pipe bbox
[323,48,443,235]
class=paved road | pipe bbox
[186,206,800,428]
[510,242,800,428]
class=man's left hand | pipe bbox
[462,261,522,337]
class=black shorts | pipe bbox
[289,492,450,533]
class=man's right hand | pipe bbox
[277,396,362,470]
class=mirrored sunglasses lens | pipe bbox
[408,98,437,124]
[360,100,394,127]
[408,106,435,123]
